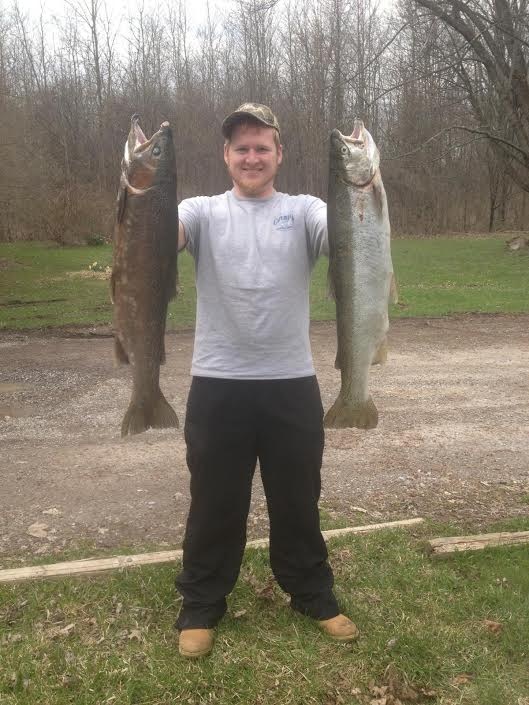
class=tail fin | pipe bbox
[150,391,179,429]
[121,390,179,437]
[324,395,378,430]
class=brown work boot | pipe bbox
[318,614,359,642]
[178,628,214,658]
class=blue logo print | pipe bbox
[273,214,294,231]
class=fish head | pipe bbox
[330,120,380,186]
[122,115,176,190]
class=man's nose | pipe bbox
[244,149,260,163]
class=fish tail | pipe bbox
[150,391,179,430]
[121,402,148,437]
[120,391,179,437]
[324,395,378,430]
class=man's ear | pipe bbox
[223,142,230,166]
[277,143,283,166]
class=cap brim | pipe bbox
[221,111,277,138]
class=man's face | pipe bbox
[224,123,283,199]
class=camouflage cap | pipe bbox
[221,103,281,139]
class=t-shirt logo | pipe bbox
[273,214,294,231]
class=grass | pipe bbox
[1,521,529,704]
[1,237,528,330]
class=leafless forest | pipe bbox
[1,0,528,243]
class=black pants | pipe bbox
[175,376,339,630]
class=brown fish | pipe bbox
[111,115,179,437]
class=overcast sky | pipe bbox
[10,0,393,28]
[7,0,232,27]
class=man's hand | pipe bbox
[178,222,187,251]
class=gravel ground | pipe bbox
[1,314,528,564]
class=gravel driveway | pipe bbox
[1,315,528,564]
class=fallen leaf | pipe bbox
[128,629,142,641]
[1,633,23,645]
[233,609,247,618]
[451,673,474,686]
[418,688,437,699]
[483,619,503,634]
[43,508,61,516]
[255,576,276,601]
[371,686,389,697]
[48,623,75,639]
[27,522,48,539]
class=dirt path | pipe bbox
[1,315,528,564]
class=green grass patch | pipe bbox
[1,237,528,330]
[1,523,529,704]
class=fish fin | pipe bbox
[165,239,179,301]
[372,171,385,218]
[389,273,399,304]
[334,347,342,370]
[326,265,337,301]
[121,392,179,437]
[372,339,388,365]
[114,336,129,365]
[116,177,127,224]
[121,402,148,437]
[324,395,378,430]
[150,391,179,430]
[110,268,117,304]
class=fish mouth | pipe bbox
[127,116,171,157]
[331,128,364,153]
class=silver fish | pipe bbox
[325,120,395,429]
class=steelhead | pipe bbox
[111,115,179,437]
[325,120,394,429]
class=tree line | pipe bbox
[1,0,528,243]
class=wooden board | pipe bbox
[0,517,424,584]
[426,530,529,556]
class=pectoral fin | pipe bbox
[116,176,127,224]
[389,273,399,304]
[372,338,388,365]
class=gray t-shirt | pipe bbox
[179,189,328,379]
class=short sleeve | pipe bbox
[178,197,205,258]
[304,196,328,264]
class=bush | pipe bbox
[86,235,107,246]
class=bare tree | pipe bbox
[412,0,529,192]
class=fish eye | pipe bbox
[152,145,161,156]
[341,146,348,154]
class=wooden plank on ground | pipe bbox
[426,530,529,556]
[0,517,423,584]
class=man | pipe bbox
[175,103,359,658]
